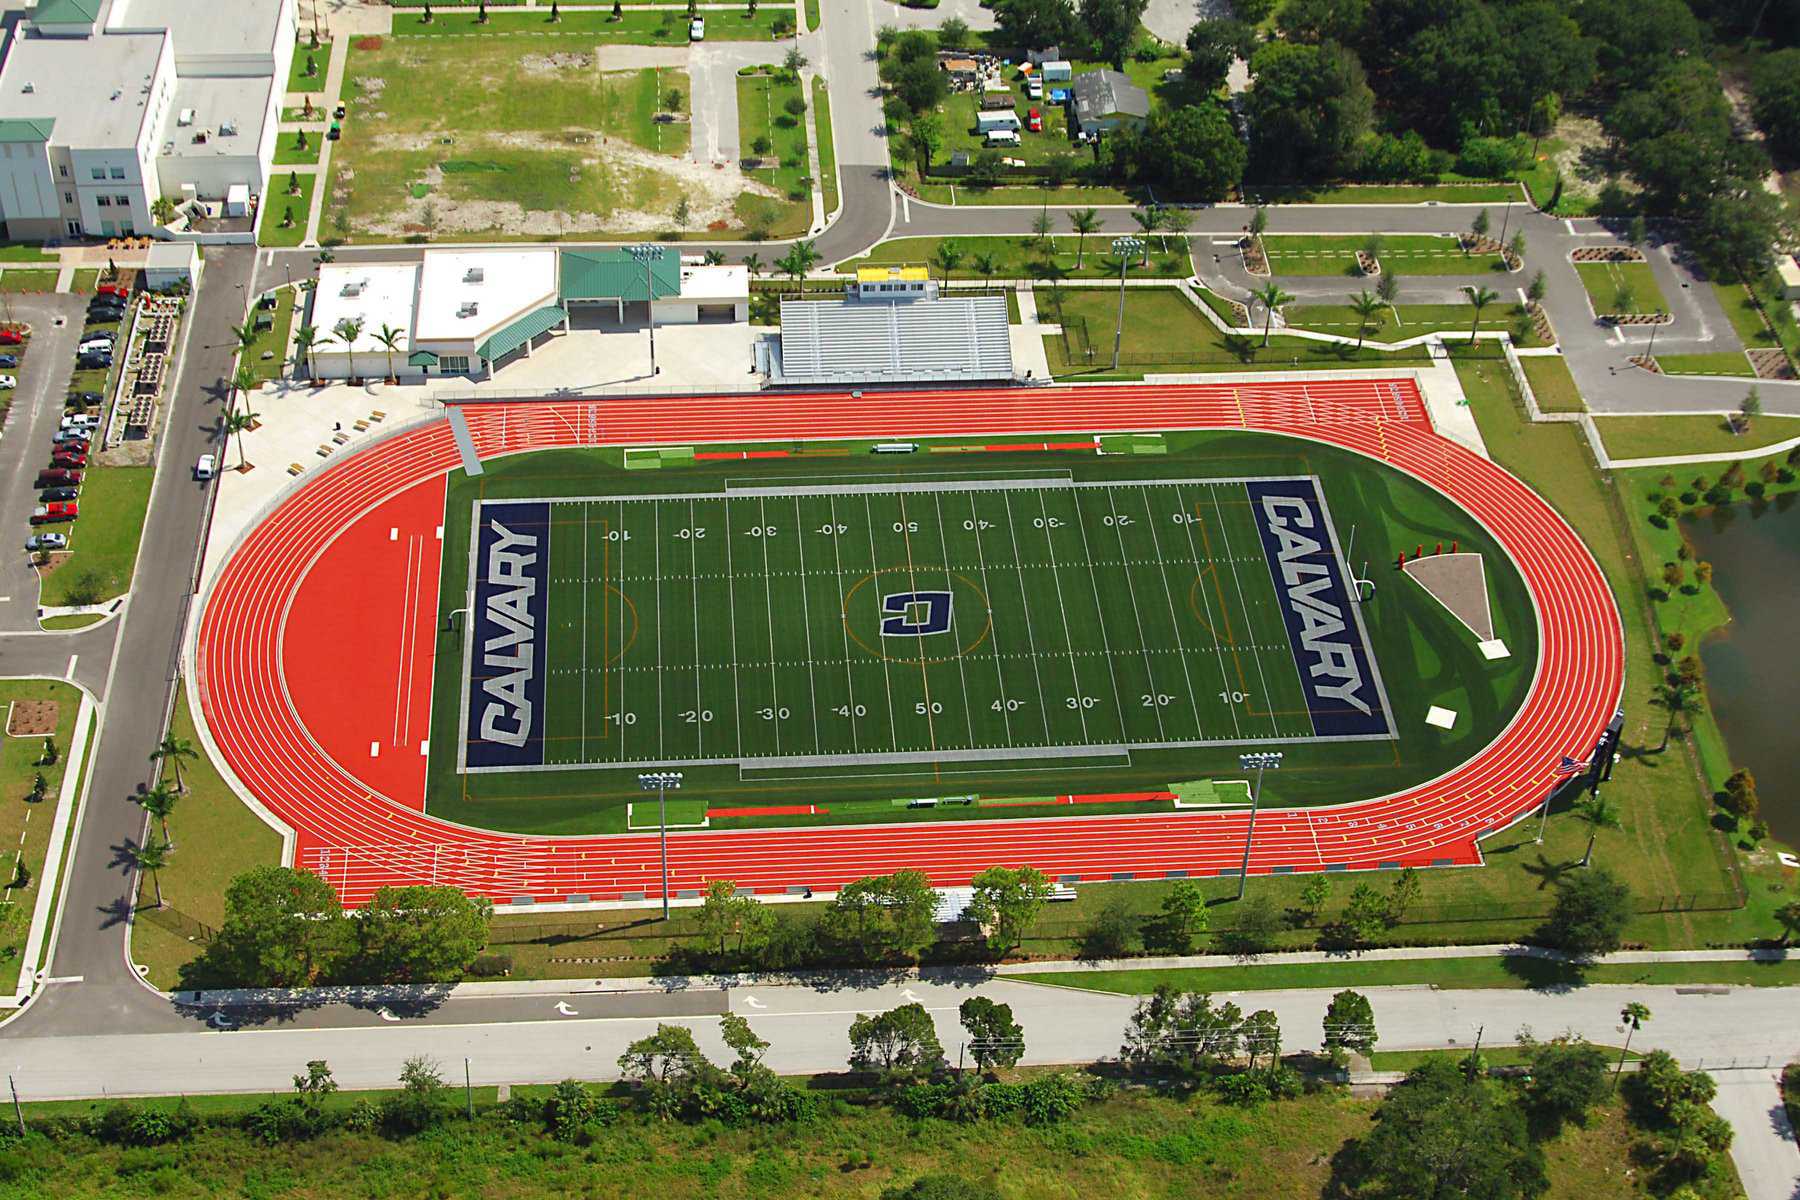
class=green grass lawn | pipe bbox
[1594,414,1800,462]
[330,37,713,242]
[1368,1045,1637,1071]
[840,235,1190,280]
[272,130,324,166]
[67,269,99,294]
[813,77,837,217]
[1574,260,1668,317]
[130,693,283,989]
[1519,355,1585,412]
[258,174,315,247]
[805,0,821,31]
[1042,286,1433,376]
[1243,181,1526,205]
[1652,351,1755,377]
[737,69,813,232]
[1283,300,1541,345]
[0,680,87,992]
[913,180,1141,206]
[239,286,296,385]
[287,40,330,92]
[1713,276,1800,362]
[393,9,787,38]
[1263,234,1508,277]
[40,465,152,606]
[0,243,56,262]
[280,105,329,122]
[0,269,59,292]
[37,613,104,630]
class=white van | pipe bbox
[985,128,1022,147]
[975,109,1021,133]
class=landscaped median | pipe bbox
[0,679,92,994]
[737,65,815,239]
[257,173,315,248]
[839,234,1191,281]
[38,464,153,607]
[1594,413,1800,462]
[1261,233,1510,277]
[1574,257,1668,318]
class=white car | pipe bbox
[0,375,14,390]
[689,16,704,39]
[194,453,216,481]
[25,533,67,551]
[62,414,97,429]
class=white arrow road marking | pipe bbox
[376,1007,400,1022]
[206,1012,234,1029]
[743,995,765,1009]
[901,988,921,1002]
[555,1001,579,1016]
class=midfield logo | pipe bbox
[1255,492,1373,717]
[478,520,540,748]
[880,590,953,637]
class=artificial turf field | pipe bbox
[427,432,1537,835]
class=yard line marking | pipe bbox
[758,495,783,758]
[581,502,589,755]
[896,491,940,753]
[1175,486,1241,740]
[931,489,978,748]
[1214,486,1282,738]
[790,494,823,756]
[723,496,745,759]
[862,492,899,751]
[825,495,862,751]
[965,491,1026,744]
[1058,489,1130,741]
[617,498,628,759]
[653,501,664,762]
[1140,485,1205,739]
[1006,489,1088,742]
[1089,485,1164,741]
[689,498,705,760]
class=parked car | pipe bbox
[0,355,18,369]
[30,502,77,524]
[87,298,124,314]
[76,355,111,371]
[25,533,67,552]
[193,453,216,481]
[0,330,24,346]
[96,284,130,299]
[85,310,123,326]
[53,431,89,446]
[1027,108,1043,132]
[689,15,704,39]
[39,487,79,502]
[68,391,102,407]
[36,468,82,487]
[61,414,97,430]
[51,452,88,470]
[0,375,15,390]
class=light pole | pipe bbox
[1236,751,1282,900]
[638,771,682,919]
[627,243,664,378]
[1110,235,1142,372]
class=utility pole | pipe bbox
[628,243,664,378]
[1109,236,1141,372]
[1236,751,1283,900]
[8,1076,22,1136]
[464,1058,473,1119]
[638,771,683,919]
[1467,1025,1484,1079]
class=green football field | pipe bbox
[460,475,1391,774]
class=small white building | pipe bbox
[1777,255,1800,302]
[667,261,749,323]
[309,262,423,380]
[142,239,199,290]
[411,248,563,378]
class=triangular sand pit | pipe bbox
[1402,552,1494,642]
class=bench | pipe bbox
[316,444,333,457]
[288,463,304,476]
[332,432,349,445]
[352,419,369,431]
[368,410,386,421]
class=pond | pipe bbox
[1684,493,1800,846]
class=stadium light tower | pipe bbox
[638,771,683,919]
[1110,236,1143,371]
[1236,751,1283,900]
[627,243,665,379]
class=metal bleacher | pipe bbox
[774,295,1014,386]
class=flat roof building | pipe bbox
[311,263,423,378]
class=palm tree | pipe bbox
[332,316,364,380]
[1160,206,1191,260]
[151,196,178,227]
[1651,679,1698,751]
[291,324,318,380]
[227,405,259,471]
[137,783,180,847]
[231,364,258,413]
[1775,901,1800,947]
[1615,1002,1650,1084]
[1349,289,1385,351]
[1464,285,1499,344]
[972,251,1000,284]
[231,319,259,363]
[150,734,197,793]
[1131,206,1161,265]
[1253,282,1293,348]
[741,253,763,279]
[374,323,405,384]
[932,240,963,283]
[1575,792,1619,867]
[131,838,170,909]
[1068,207,1100,269]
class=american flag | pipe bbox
[1555,754,1591,774]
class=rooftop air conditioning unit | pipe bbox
[342,280,365,296]
[457,301,479,318]
[464,267,484,283]
[219,120,237,136]
[21,83,33,94]
[177,109,194,126]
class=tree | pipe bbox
[1739,386,1762,432]
[150,734,197,793]
[231,319,260,361]
[718,1012,773,1086]
[1349,1059,1547,1199]
[958,996,1024,1071]
[1322,989,1376,1055]
[1651,678,1699,751]
[1240,1008,1280,1070]
[1617,1001,1650,1081]
[1155,880,1209,952]
[992,0,1074,51]
[1130,207,1161,263]
[822,870,938,963]
[775,238,820,285]
[1575,792,1619,868]
[1720,768,1759,822]
[287,169,301,196]
[1122,985,1243,1075]
[225,404,258,472]
[1242,40,1373,180]
[1464,285,1499,343]
[1376,269,1400,306]
[937,15,969,46]
[1030,206,1054,247]
[202,866,349,987]
[1339,882,1390,947]
[1527,269,1547,305]
[294,1060,337,1103]
[1773,901,1800,946]
[136,783,179,847]
[1539,866,1632,957]
[331,317,365,380]
[1693,561,1713,588]
[1081,0,1148,66]
[903,112,941,177]
[972,250,1000,283]
[695,879,772,960]
[888,52,947,114]
[1185,17,1255,92]
[1068,207,1100,268]
[932,239,964,283]
[1522,1036,1609,1132]
[1749,47,1800,160]
[783,45,807,76]
[848,1002,943,1081]
[1129,103,1247,202]
[373,323,405,384]
[618,1024,708,1118]
[1248,206,1268,241]
[351,885,492,983]
[131,838,170,909]
[291,324,318,379]
[1252,281,1293,347]
[741,253,763,279]
[1469,208,1490,252]
[881,1177,1002,1200]
[151,195,178,226]
[1348,288,1384,350]
[1387,866,1420,922]
[1298,875,1332,919]
[965,866,1053,955]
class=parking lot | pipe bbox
[0,293,85,631]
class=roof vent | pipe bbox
[342,279,365,297]
[177,108,194,127]
[111,90,121,101]
[21,83,33,94]
[219,120,237,137]
[457,301,479,318]
[463,267,484,283]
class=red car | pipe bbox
[96,284,130,300]
[51,452,87,470]
[1027,107,1043,132]
[30,502,77,524]
[37,468,82,487]
[0,331,21,346]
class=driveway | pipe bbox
[0,293,84,633]
[1710,1072,1800,1200]
[687,42,788,164]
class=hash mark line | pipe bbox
[654,501,664,762]
[581,503,590,756]
[967,492,1036,744]
[896,491,940,753]
[827,495,862,752]
[1214,486,1282,738]
[1177,486,1243,741]
[758,496,783,756]
[931,489,979,748]
[689,498,704,760]
[723,496,745,760]
[1141,485,1206,740]
[1038,488,1114,740]
[1005,489,1088,742]
[791,493,823,756]
[863,492,899,751]
[1082,486,1163,741]
[617,498,628,760]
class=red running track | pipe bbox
[195,380,1622,907]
